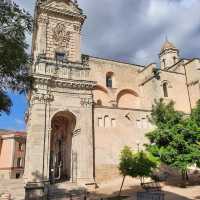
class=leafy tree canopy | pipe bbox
[119,146,158,183]
[146,99,200,181]
[0,1,33,115]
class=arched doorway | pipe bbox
[49,111,76,182]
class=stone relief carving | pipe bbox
[53,23,71,48]
[34,76,95,90]
[38,14,49,24]
[73,24,80,32]
[80,98,93,108]
[73,128,81,137]
[31,93,54,105]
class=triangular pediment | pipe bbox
[40,0,82,15]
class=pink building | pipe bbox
[0,130,26,179]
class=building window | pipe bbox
[106,72,114,88]
[136,119,142,129]
[162,59,166,68]
[163,82,168,97]
[16,173,20,179]
[111,118,116,128]
[55,52,65,61]
[104,115,110,128]
[142,118,148,129]
[98,118,103,127]
[17,158,22,168]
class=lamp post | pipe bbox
[136,140,140,152]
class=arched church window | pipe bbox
[163,82,168,97]
[106,72,114,88]
[98,117,103,127]
[104,115,110,128]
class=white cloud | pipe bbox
[13,0,200,65]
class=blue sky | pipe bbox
[1,0,200,131]
[0,92,27,131]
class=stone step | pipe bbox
[0,179,25,200]
[48,182,87,200]
[0,179,87,200]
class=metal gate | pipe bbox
[72,151,78,183]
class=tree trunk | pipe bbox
[119,175,126,197]
[181,170,186,187]
[186,170,189,181]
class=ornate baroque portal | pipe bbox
[24,1,96,196]
[50,111,76,182]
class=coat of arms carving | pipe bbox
[53,23,71,47]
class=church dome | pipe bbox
[160,39,177,53]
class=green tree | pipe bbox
[146,99,200,183]
[118,146,157,196]
[0,1,33,115]
[130,151,158,184]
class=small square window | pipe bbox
[55,52,65,61]
[16,173,20,179]
[98,118,103,127]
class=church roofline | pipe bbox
[139,63,157,73]
[88,55,145,69]
[165,59,184,71]
[184,58,200,66]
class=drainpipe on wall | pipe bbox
[183,65,192,113]
[92,93,96,183]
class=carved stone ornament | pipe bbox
[38,14,48,24]
[73,24,80,32]
[80,98,93,108]
[73,128,81,137]
[31,93,54,105]
[53,23,71,47]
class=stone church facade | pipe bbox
[24,0,200,192]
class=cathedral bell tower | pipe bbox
[159,39,180,69]
[24,0,96,198]
[32,0,85,62]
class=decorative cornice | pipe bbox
[33,75,96,90]
[39,4,86,24]
[35,55,90,70]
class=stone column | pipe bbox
[76,96,94,184]
[24,92,53,199]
